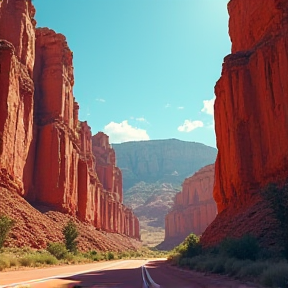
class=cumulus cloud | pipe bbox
[165,103,171,108]
[96,98,106,102]
[178,120,204,132]
[201,97,215,115]
[178,106,184,110]
[104,120,150,143]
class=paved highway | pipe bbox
[0,259,261,288]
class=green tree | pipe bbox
[0,215,15,249]
[62,220,78,253]
[175,233,202,258]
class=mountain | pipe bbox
[113,139,217,190]
[113,139,217,246]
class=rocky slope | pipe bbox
[202,0,288,249]
[159,164,216,249]
[0,187,141,251]
[113,139,217,190]
[0,0,139,250]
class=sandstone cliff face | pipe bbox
[163,164,216,248]
[202,0,288,248]
[92,133,139,238]
[0,0,139,245]
[33,28,80,215]
[0,1,35,196]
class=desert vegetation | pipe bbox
[0,216,167,271]
[168,233,288,287]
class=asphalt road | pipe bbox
[0,259,261,288]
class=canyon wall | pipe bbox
[201,0,288,248]
[0,0,139,241]
[162,164,216,248]
[0,0,35,196]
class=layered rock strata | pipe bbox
[164,164,216,247]
[202,0,288,248]
[0,0,139,242]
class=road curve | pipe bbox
[0,259,262,288]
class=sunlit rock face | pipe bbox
[163,164,216,248]
[0,0,139,241]
[201,0,288,249]
[92,132,140,239]
[33,28,80,214]
[0,0,35,196]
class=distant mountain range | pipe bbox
[113,139,217,246]
[113,139,217,190]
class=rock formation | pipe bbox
[201,0,288,248]
[0,0,36,196]
[0,0,139,245]
[162,164,216,248]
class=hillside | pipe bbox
[113,139,217,190]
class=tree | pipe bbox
[62,220,78,253]
[0,215,15,249]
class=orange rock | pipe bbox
[0,1,36,196]
[202,0,288,248]
[164,164,216,245]
[92,132,140,238]
[0,0,36,76]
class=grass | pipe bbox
[168,253,288,287]
[0,245,167,271]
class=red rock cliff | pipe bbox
[0,0,35,196]
[0,0,139,242]
[164,164,216,246]
[201,0,288,248]
[92,132,140,239]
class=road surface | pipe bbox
[0,259,261,288]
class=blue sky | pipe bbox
[33,0,231,148]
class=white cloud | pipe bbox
[178,120,204,132]
[165,103,171,108]
[178,106,184,110]
[136,117,146,122]
[201,97,215,115]
[104,120,150,143]
[96,98,105,102]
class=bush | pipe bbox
[106,251,115,260]
[260,262,288,287]
[237,261,268,279]
[47,242,68,260]
[63,220,78,253]
[83,250,100,261]
[0,215,15,249]
[19,253,57,267]
[174,233,202,259]
[219,234,259,260]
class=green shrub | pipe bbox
[84,250,100,261]
[19,253,57,267]
[0,215,15,249]
[47,242,68,260]
[237,261,268,279]
[174,233,202,259]
[106,251,115,260]
[260,262,288,287]
[219,234,259,260]
[63,220,78,253]
[0,257,10,271]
